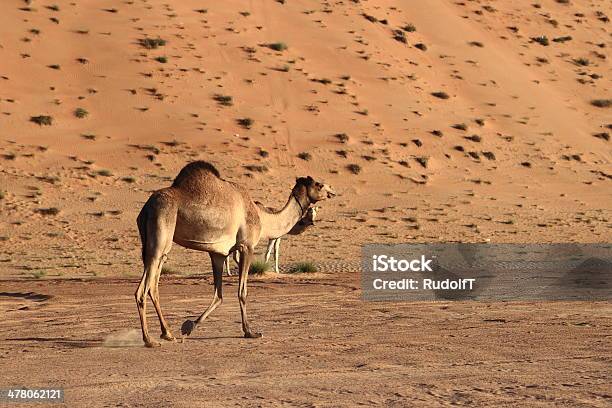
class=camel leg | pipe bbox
[238,245,262,338]
[136,254,165,348]
[274,238,281,274]
[224,256,232,276]
[135,199,176,348]
[180,253,224,336]
[150,252,175,342]
[264,239,275,265]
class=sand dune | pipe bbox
[1,1,610,279]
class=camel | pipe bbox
[135,161,335,347]
[224,206,318,275]
[264,206,318,273]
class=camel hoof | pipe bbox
[144,340,161,348]
[181,320,196,336]
[161,332,176,342]
[244,331,263,339]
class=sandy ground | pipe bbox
[0,0,611,406]
[1,273,611,407]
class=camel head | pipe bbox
[293,176,336,204]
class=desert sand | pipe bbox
[0,0,610,406]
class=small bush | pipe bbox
[553,36,572,43]
[312,78,332,85]
[249,260,270,275]
[290,262,317,273]
[244,165,268,173]
[402,23,416,32]
[31,115,53,126]
[415,156,428,168]
[237,118,254,128]
[74,108,88,118]
[140,37,166,49]
[155,56,168,63]
[392,30,407,44]
[531,36,549,46]
[213,94,233,106]
[347,164,361,174]
[431,91,450,99]
[452,123,468,131]
[591,99,611,108]
[573,58,590,66]
[32,270,47,279]
[122,176,136,183]
[297,152,312,161]
[37,207,60,216]
[96,169,113,177]
[267,42,288,52]
[335,133,349,143]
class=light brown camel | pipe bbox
[224,206,318,275]
[135,161,335,347]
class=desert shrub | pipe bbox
[297,152,312,161]
[267,42,288,52]
[431,91,449,99]
[237,118,254,128]
[402,23,416,32]
[213,94,233,106]
[249,260,270,275]
[96,169,113,177]
[140,37,166,49]
[531,36,549,46]
[74,108,88,118]
[37,207,60,216]
[289,262,317,273]
[591,99,611,108]
[31,115,53,126]
[335,133,349,143]
[347,164,361,174]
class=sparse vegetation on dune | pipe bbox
[431,91,450,99]
[591,99,611,108]
[237,118,254,128]
[36,207,60,216]
[213,94,233,106]
[139,37,166,49]
[347,164,361,174]
[267,42,288,52]
[30,115,53,126]
[74,108,89,118]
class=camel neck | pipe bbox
[258,193,306,241]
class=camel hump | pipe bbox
[172,161,221,186]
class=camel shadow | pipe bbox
[4,337,101,348]
[0,292,53,302]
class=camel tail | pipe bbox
[137,205,148,263]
